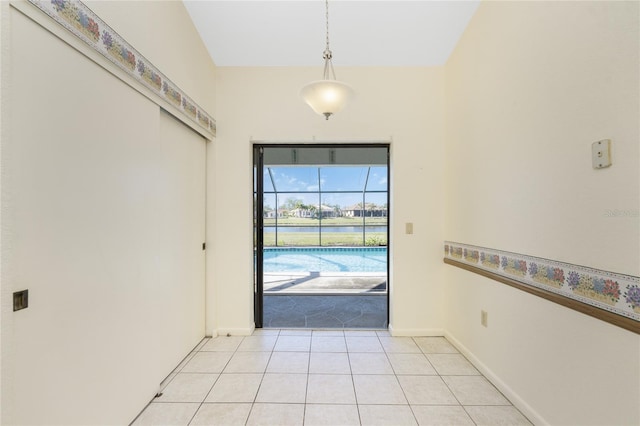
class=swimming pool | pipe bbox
[263,247,387,273]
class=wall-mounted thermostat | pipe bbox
[592,139,612,169]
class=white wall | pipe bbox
[212,67,446,335]
[1,2,215,424]
[444,2,639,424]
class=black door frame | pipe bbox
[253,143,390,328]
[254,145,265,327]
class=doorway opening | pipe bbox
[254,144,390,328]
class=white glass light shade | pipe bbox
[300,79,355,119]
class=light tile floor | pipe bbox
[132,330,532,426]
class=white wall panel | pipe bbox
[444,2,640,424]
[157,109,206,352]
[1,9,205,424]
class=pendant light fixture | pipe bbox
[300,0,354,120]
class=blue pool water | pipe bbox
[263,247,387,273]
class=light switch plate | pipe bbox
[592,139,611,169]
[405,223,413,234]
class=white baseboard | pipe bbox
[444,331,548,426]
[215,326,255,336]
[388,325,445,337]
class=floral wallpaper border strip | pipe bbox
[28,0,216,137]
[444,241,640,322]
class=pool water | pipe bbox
[263,247,387,273]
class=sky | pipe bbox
[263,166,388,210]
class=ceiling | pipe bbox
[183,1,481,67]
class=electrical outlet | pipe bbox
[481,310,488,327]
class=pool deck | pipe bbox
[262,272,388,328]
[263,294,388,329]
[264,272,387,293]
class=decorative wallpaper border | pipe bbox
[27,0,216,137]
[444,241,640,324]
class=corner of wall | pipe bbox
[443,330,548,425]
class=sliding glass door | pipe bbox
[254,144,389,328]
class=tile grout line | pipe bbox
[248,329,281,423]
[229,329,272,425]
[390,336,422,425]
[187,335,244,425]
[424,337,477,425]
[197,331,279,425]
[343,331,365,426]
[259,329,280,423]
[376,333,420,425]
[302,336,311,425]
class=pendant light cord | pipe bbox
[325,0,330,55]
[322,0,337,81]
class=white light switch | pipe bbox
[592,139,612,169]
[405,223,413,234]
[481,310,488,327]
